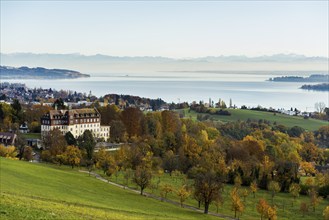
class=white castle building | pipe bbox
[41,108,110,141]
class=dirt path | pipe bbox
[79,170,236,220]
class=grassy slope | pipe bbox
[101,172,329,220]
[0,158,218,220]
[179,109,328,131]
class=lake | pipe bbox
[3,72,328,111]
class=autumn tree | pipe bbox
[234,174,242,188]
[289,183,301,205]
[98,104,121,125]
[134,165,152,195]
[176,185,190,207]
[266,205,277,220]
[268,181,281,204]
[257,198,277,220]
[323,206,329,220]
[25,104,51,132]
[144,112,162,138]
[95,148,111,173]
[300,161,316,176]
[109,120,126,143]
[241,188,249,202]
[133,151,153,195]
[160,183,174,201]
[230,187,244,218]
[194,170,223,214]
[15,132,27,160]
[309,188,323,212]
[162,150,178,175]
[63,145,82,168]
[250,180,258,198]
[213,193,224,213]
[123,168,133,188]
[42,128,67,162]
[22,146,33,161]
[121,107,143,138]
[300,202,309,217]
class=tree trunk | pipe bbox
[198,201,201,208]
[204,202,209,214]
[140,188,143,195]
[235,210,237,218]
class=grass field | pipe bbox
[22,133,41,139]
[0,158,219,220]
[98,170,329,220]
[178,108,328,131]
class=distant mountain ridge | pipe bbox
[0,66,90,79]
[2,52,328,62]
[1,53,328,73]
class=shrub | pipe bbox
[0,145,17,158]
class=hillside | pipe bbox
[0,66,90,79]
[0,158,217,220]
[179,108,328,131]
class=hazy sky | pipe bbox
[1,1,328,58]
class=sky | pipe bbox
[1,1,328,58]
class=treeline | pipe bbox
[190,103,231,116]
[100,94,166,110]
[301,83,329,92]
[269,74,329,82]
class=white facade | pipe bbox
[41,108,110,141]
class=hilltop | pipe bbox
[0,66,90,79]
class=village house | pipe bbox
[41,108,110,141]
[0,132,17,146]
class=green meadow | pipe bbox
[99,170,329,220]
[179,108,328,131]
[0,158,218,220]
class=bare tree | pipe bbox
[315,102,326,114]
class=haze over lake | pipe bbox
[5,71,328,112]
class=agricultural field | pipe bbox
[0,158,218,220]
[178,108,328,131]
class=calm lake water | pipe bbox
[4,72,329,111]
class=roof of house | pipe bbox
[0,132,17,145]
[45,108,100,119]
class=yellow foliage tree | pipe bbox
[230,187,244,218]
[268,181,281,204]
[64,145,82,169]
[323,206,329,220]
[250,180,258,198]
[160,183,174,201]
[176,185,190,207]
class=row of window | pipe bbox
[75,118,99,123]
